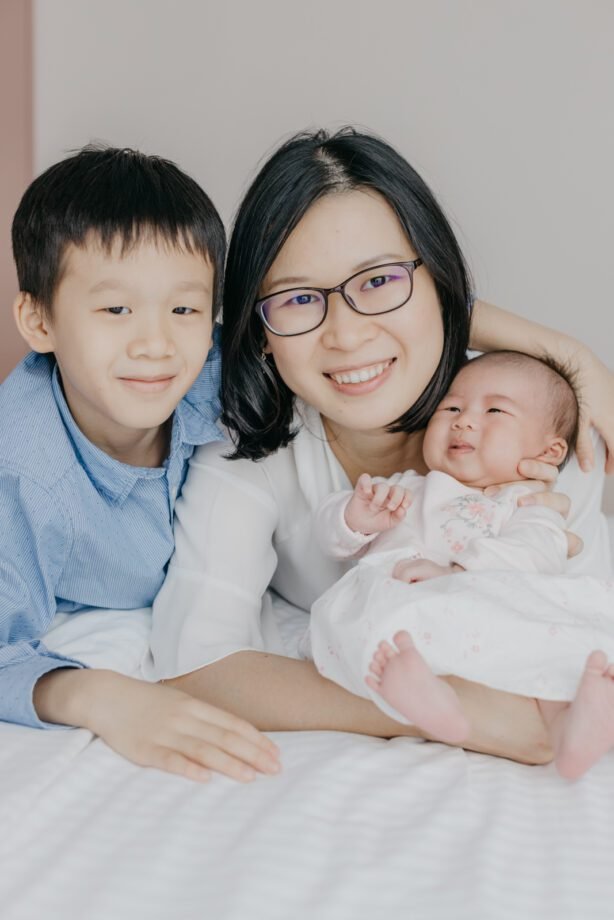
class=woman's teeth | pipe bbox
[330,361,391,385]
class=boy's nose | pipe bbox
[128,324,176,359]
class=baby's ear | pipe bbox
[536,437,568,467]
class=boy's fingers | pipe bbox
[179,737,261,782]
[153,747,212,783]
[189,699,279,755]
[185,719,280,775]
[185,727,280,780]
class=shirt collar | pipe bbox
[51,356,223,505]
[174,329,224,447]
[51,367,162,503]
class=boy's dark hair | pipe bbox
[222,126,473,461]
[12,144,226,317]
[467,350,581,469]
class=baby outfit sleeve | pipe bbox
[0,471,85,729]
[451,502,568,574]
[150,442,282,679]
[315,470,420,561]
[315,490,378,560]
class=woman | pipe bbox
[151,128,613,763]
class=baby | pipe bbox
[310,350,614,780]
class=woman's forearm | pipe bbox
[470,299,588,363]
[169,651,552,765]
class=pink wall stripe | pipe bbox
[0,0,32,380]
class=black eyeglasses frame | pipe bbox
[254,258,424,337]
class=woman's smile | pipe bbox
[325,358,395,392]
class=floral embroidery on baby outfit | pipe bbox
[440,494,497,551]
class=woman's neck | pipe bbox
[322,417,428,486]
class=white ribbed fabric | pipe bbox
[2,572,614,920]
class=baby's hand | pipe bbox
[392,558,462,583]
[345,473,412,535]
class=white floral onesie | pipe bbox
[307,470,614,720]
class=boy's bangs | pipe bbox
[82,223,212,261]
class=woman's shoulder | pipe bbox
[188,404,340,505]
[559,429,605,509]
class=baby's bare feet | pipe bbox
[366,631,470,744]
[554,650,614,780]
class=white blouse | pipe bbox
[150,403,611,679]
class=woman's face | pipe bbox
[260,190,444,434]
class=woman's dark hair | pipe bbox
[12,144,226,317]
[222,127,472,460]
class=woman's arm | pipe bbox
[470,299,614,472]
[155,441,552,765]
[169,651,553,766]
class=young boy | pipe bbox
[0,145,279,783]
[309,351,614,779]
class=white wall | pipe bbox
[34,0,613,367]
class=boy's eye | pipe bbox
[444,406,461,413]
[104,306,130,315]
[173,306,196,315]
[487,407,504,414]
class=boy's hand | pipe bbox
[34,669,280,783]
[345,473,412,535]
[392,558,462,583]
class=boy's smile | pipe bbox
[24,236,215,467]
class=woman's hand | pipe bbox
[484,460,582,558]
[470,301,613,472]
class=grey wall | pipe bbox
[34,0,614,367]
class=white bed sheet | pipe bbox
[2,529,614,920]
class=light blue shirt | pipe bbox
[0,329,223,729]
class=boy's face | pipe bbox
[422,361,567,488]
[36,236,215,458]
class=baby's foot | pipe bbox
[554,650,614,780]
[366,631,470,744]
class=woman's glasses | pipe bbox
[255,259,423,337]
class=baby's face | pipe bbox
[422,360,560,488]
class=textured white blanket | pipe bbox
[310,565,614,717]
[2,545,614,919]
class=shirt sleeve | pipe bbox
[0,471,85,729]
[314,470,421,560]
[150,442,281,679]
[560,429,612,578]
[315,490,377,559]
[451,505,568,574]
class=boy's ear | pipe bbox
[13,292,55,354]
[536,437,568,467]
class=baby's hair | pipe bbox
[11,143,226,317]
[466,350,580,469]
